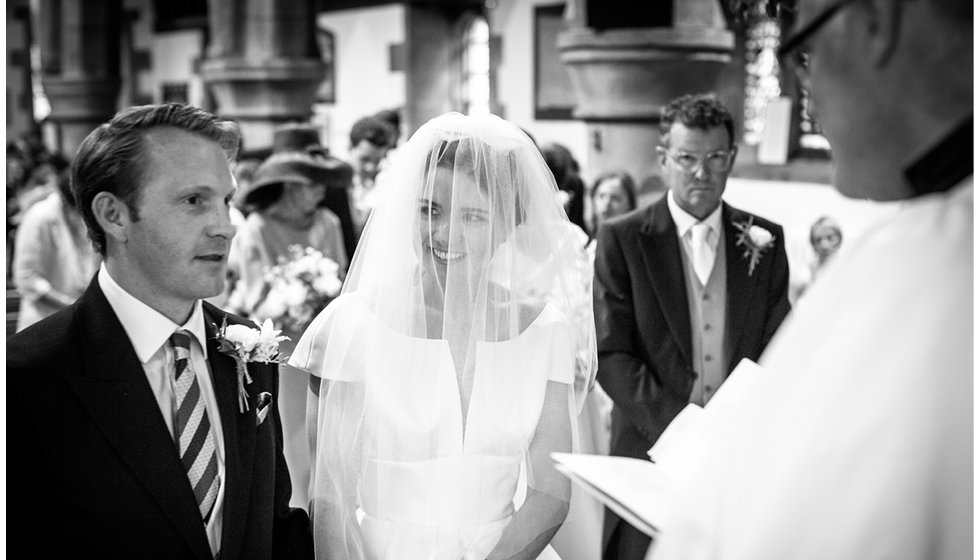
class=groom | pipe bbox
[7,103,313,559]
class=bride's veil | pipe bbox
[289,112,597,559]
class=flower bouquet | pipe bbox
[254,245,343,334]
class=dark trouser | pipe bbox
[603,511,653,560]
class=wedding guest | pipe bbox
[231,157,262,216]
[589,170,638,239]
[809,215,842,267]
[226,143,349,511]
[346,115,395,239]
[7,102,313,558]
[790,215,843,303]
[541,141,588,232]
[550,173,638,560]
[646,0,972,558]
[372,107,403,147]
[12,164,100,331]
[269,122,359,262]
[288,112,597,560]
[593,93,791,560]
[229,148,349,317]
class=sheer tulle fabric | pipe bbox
[289,113,597,559]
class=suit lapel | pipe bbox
[723,204,760,368]
[637,199,693,365]
[203,305,256,560]
[66,280,213,560]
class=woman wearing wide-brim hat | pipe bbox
[226,146,352,512]
[228,150,350,314]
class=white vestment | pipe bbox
[647,178,973,560]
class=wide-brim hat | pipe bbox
[244,151,354,205]
[272,124,322,153]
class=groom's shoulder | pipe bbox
[8,305,80,374]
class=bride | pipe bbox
[288,112,597,560]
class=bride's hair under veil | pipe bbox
[289,112,597,560]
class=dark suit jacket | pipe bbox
[319,184,358,262]
[593,197,790,556]
[7,278,314,559]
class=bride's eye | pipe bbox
[462,210,489,224]
[419,203,438,218]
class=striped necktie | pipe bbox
[170,330,220,522]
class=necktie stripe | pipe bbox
[175,380,202,437]
[181,412,211,472]
[169,330,219,524]
[193,453,219,504]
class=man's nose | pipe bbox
[211,207,237,240]
[693,163,710,181]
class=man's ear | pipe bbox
[656,146,668,167]
[730,145,739,167]
[91,192,130,245]
[862,0,904,68]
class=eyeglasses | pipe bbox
[660,149,736,173]
[778,0,856,88]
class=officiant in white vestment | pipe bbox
[643,0,973,559]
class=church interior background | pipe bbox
[5,0,899,334]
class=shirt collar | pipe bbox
[666,190,723,238]
[98,264,209,363]
[904,116,973,197]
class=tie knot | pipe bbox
[170,330,192,353]
[691,223,711,244]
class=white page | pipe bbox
[552,453,683,538]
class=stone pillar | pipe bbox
[35,0,122,155]
[200,0,326,150]
[559,0,734,203]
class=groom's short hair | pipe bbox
[71,103,240,255]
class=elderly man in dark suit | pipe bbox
[7,103,313,559]
[593,93,791,560]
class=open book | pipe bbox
[552,359,766,537]
[551,452,674,537]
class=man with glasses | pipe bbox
[642,1,972,559]
[593,93,791,560]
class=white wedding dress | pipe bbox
[291,294,574,560]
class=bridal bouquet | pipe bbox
[257,245,343,333]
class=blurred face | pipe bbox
[811,222,842,260]
[284,181,327,216]
[660,123,735,220]
[350,139,387,186]
[790,0,868,198]
[117,127,236,314]
[593,177,631,224]
[417,165,492,291]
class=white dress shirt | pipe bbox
[666,190,722,271]
[99,265,226,556]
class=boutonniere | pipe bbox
[732,217,775,276]
[213,318,290,413]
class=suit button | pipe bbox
[705,354,713,362]
[704,323,711,331]
[705,385,714,393]
[702,293,710,301]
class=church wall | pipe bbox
[490,0,589,179]
[317,4,407,156]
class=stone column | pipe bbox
[559,0,734,203]
[200,0,326,150]
[35,0,122,155]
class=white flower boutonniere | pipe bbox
[733,217,775,277]
[213,318,290,413]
